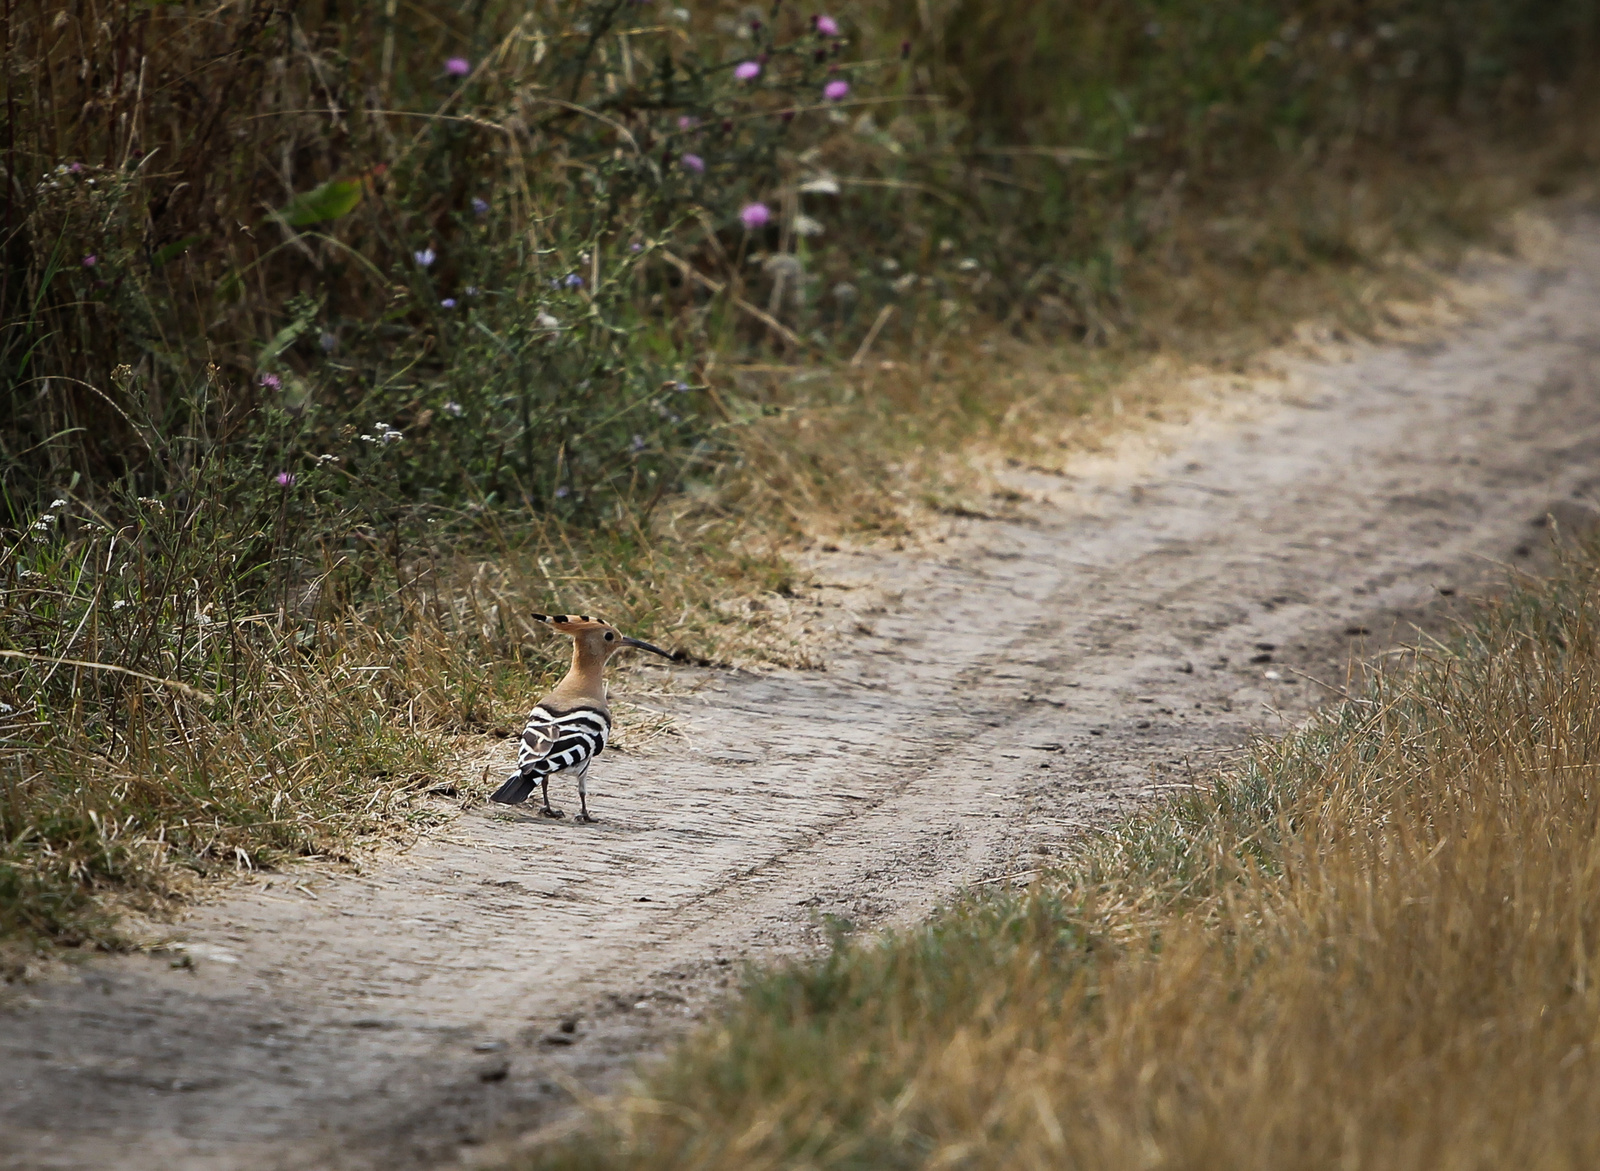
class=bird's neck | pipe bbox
[548,643,607,707]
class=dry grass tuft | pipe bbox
[523,539,1600,1170]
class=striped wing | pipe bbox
[515,704,610,776]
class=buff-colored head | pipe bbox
[532,613,674,664]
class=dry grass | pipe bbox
[522,536,1600,1170]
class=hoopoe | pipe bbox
[490,613,673,823]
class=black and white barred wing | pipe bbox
[489,705,610,805]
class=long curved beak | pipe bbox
[621,635,675,659]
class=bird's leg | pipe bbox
[539,774,565,819]
[576,762,596,824]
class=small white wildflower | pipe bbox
[792,214,824,238]
[444,401,464,418]
[381,430,403,443]
[359,434,375,442]
[957,257,980,271]
[318,453,340,463]
[112,599,128,610]
[374,421,391,433]
[49,498,67,509]
[536,312,560,329]
[891,273,918,294]
[0,702,14,715]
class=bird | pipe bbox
[490,613,673,823]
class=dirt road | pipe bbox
[6,213,1600,1170]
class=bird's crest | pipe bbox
[533,612,612,634]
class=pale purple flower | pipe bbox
[631,434,646,452]
[443,400,464,417]
[563,273,584,289]
[734,60,761,81]
[824,79,850,101]
[258,373,282,390]
[319,332,337,352]
[739,202,772,230]
[815,13,840,36]
[81,254,97,268]
[630,242,643,252]
[470,196,490,216]
[69,162,84,174]
[677,115,698,130]
[444,57,471,77]
[274,471,295,487]
[681,152,706,173]
[440,297,457,308]
[555,486,570,499]
[414,247,436,268]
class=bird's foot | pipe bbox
[576,812,598,824]
[540,806,566,819]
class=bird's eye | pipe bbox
[604,631,615,641]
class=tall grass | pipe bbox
[3,0,1599,946]
[524,541,1600,1170]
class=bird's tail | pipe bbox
[490,770,538,805]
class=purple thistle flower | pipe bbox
[414,247,436,268]
[740,203,772,230]
[734,60,762,81]
[274,471,295,487]
[824,79,850,101]
[681,153,706,174]
[81,254,97,268]
[470,197,490,216]
[258,373,282,390]
[69,162,84,174]
[444,57,471,77]
[815,14,840,36]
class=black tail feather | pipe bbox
[491,771,538,804]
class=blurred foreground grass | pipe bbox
[522,541,1600,1170]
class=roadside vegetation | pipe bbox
[3,0,1598,944]
[523,538,1600,1169]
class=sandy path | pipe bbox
[6,215,1600,1170]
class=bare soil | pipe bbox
[7,213,1600,1171]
